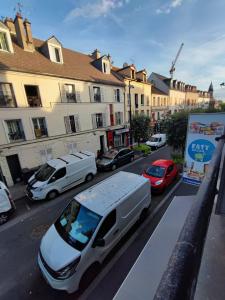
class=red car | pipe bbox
[142,159,178,193]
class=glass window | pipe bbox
[55,201,102,251]
[167,165,174,174]
[93,87,101,102]
[35,163,56,182]
[6,119,25,142]
[96,210,116,239]
[64,84,76,102]
[146,165,166,178]
[0,32,9,51]
[135,94,138,108]
[96,113,103,128]
[32,118,48,138]
[53,167,66,180]
[141,94,144,105]
[55,47,61,62]
[24,85,42,107]
[0,83,16,107]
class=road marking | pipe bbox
[79,177,182,300]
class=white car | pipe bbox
[0,181,15,225]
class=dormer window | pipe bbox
[54,47,61,63]
[41,36,63,64]
[0,32,9,51]
[103,62,106,73]
[0,21,14,53]
[131,70,135,79]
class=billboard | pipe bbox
[183,113,225,185]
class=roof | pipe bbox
[48,151,94,167]
[152,159,173,167]
[208,82,213,92]
[152,72,169,81]
[75,171,149,216]
[152,86,168,96]
[0,37,124,87]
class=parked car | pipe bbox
[26,151,97,201]
[146,133,166,149]
[0,181,15,225]
[96,148,134,171]
[142,159,178,193]
[38,171,151,293]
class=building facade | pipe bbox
[0,14,125,186]
[151,86,169,121]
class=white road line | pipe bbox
[79,178,182,300]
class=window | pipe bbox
[141,110,144,115]
[143,74,147,82]
[96,210,116,239]
[55,47,61,63]
[24,85,42,107]
[32,118,48,138]
[153,97,156,106]
[96,113,103,128]
[135,94,138,108]
[64,115,80,133]
[141,94,144,106]
[52,167,66,181]
[0,83,16,107]
[93,87,101,102]
[0,32,9,51]
[92,113,106,129]
[64,84,76,102]
[147,96,150,106]
[6,119,25,142]
[115,112,123,125]
[167,164,174,174]
[114,89,120,102]
[157,97,160,106]
[131,70,135,79]
[103,62,106,73]
[164,98,166,106]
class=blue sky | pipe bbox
[2,0,225,99]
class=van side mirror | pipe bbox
[92,238,105,248]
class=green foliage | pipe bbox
[220,102,225,112]
[131,114,151,145]
[133,144,151,155]
[171,153,184,165]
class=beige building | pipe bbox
[197,91,210,109]
[185,85,198,108]
[151,86,169,121]
[0,14,126,186]
[113,64,152,122]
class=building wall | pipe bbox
[185,91,199,108]
[151,92,169,120]
[0,70,124,186]
[169,89,186,112]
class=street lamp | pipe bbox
[128,81,134,146]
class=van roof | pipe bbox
[152,133,166,138]
[75,171,149,216]
[47,151,94,168]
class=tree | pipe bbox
[131,114,151,145]
[220,102,225,112]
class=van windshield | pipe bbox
[150,137,159,142]
[55,200,102,251]
[35,164,56,182]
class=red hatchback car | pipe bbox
[142,159,178,193]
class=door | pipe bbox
[6,154,22,184]
[48,167,67,191]
[100,135,105,155]
[165,164,174,185]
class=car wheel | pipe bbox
[79,262,101,291]
[0,212,9,225]
[111,164,117,171]
[47,190,58,200]
[86,173,94,182]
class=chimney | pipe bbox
[91,49,101,60]
[14,13,34,52]
[5,18,16,35]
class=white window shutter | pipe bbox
[100,87,104,102]
[89,86,94,102]
[64,116,71,133]
[102,113,107,127]
[74,114,81,132]
[76,89,81,102]
[92,114,97,129]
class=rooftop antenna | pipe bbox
[14,1,23,15]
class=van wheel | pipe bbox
[86,173,94,182]
[79,262,101,291]
[139,208,148,223]
[47,190,58,200]
[0,212,9,225]
[111,164,117,171]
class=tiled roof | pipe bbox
[152,86,168,95]
[152,72,169,81]
[0,37,124,87]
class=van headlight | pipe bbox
[56,256,81,279]
[155,180,163,185]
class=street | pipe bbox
[0,146,198,300]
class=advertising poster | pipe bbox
[183,113,225,185]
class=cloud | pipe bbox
[156,0,183,14]
[65,0,130,21]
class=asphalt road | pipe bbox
[0,146,199,300]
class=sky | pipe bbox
[2,0,225,99]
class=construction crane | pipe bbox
[169,43,184,78]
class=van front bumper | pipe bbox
[26,188,46,201]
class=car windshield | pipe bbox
[102,150,118,159]
[146,165,165,178]
[150,137,159,142]
[55,200,102,251]
[35,163,56,182]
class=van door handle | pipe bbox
[113,229,119,235]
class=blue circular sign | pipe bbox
[188,139,215,162]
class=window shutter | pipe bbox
[61,84,67,102]
[76,88,81,102]
[89,86,94,102]
[120,112,123,124]
[92,114,97,129]
[114,89,117,102]
[64,116,71,133]
[74,114,81,132]
[117,89,120,102]
[102,113,107,127]
[100,87,104,102]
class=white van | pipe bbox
[27,151,97,201]
[146,133,166,149]
[38,171,151,293]
[0,181,15,225]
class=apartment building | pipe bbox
[0,14,125,186]
[113,64,152,122]
[197,91,210,109]
[151,86,169,121]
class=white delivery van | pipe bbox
[146,133,166,149]
[27,151,97,201]
[0,181,15,225]
[38,171,151,293]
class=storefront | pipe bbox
[107,128,129,148]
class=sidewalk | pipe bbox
[9,182,26,201]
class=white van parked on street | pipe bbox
[146,133,166,149]
[0,181,15,225]
[27,151,97,201]
[38,171,151,293]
